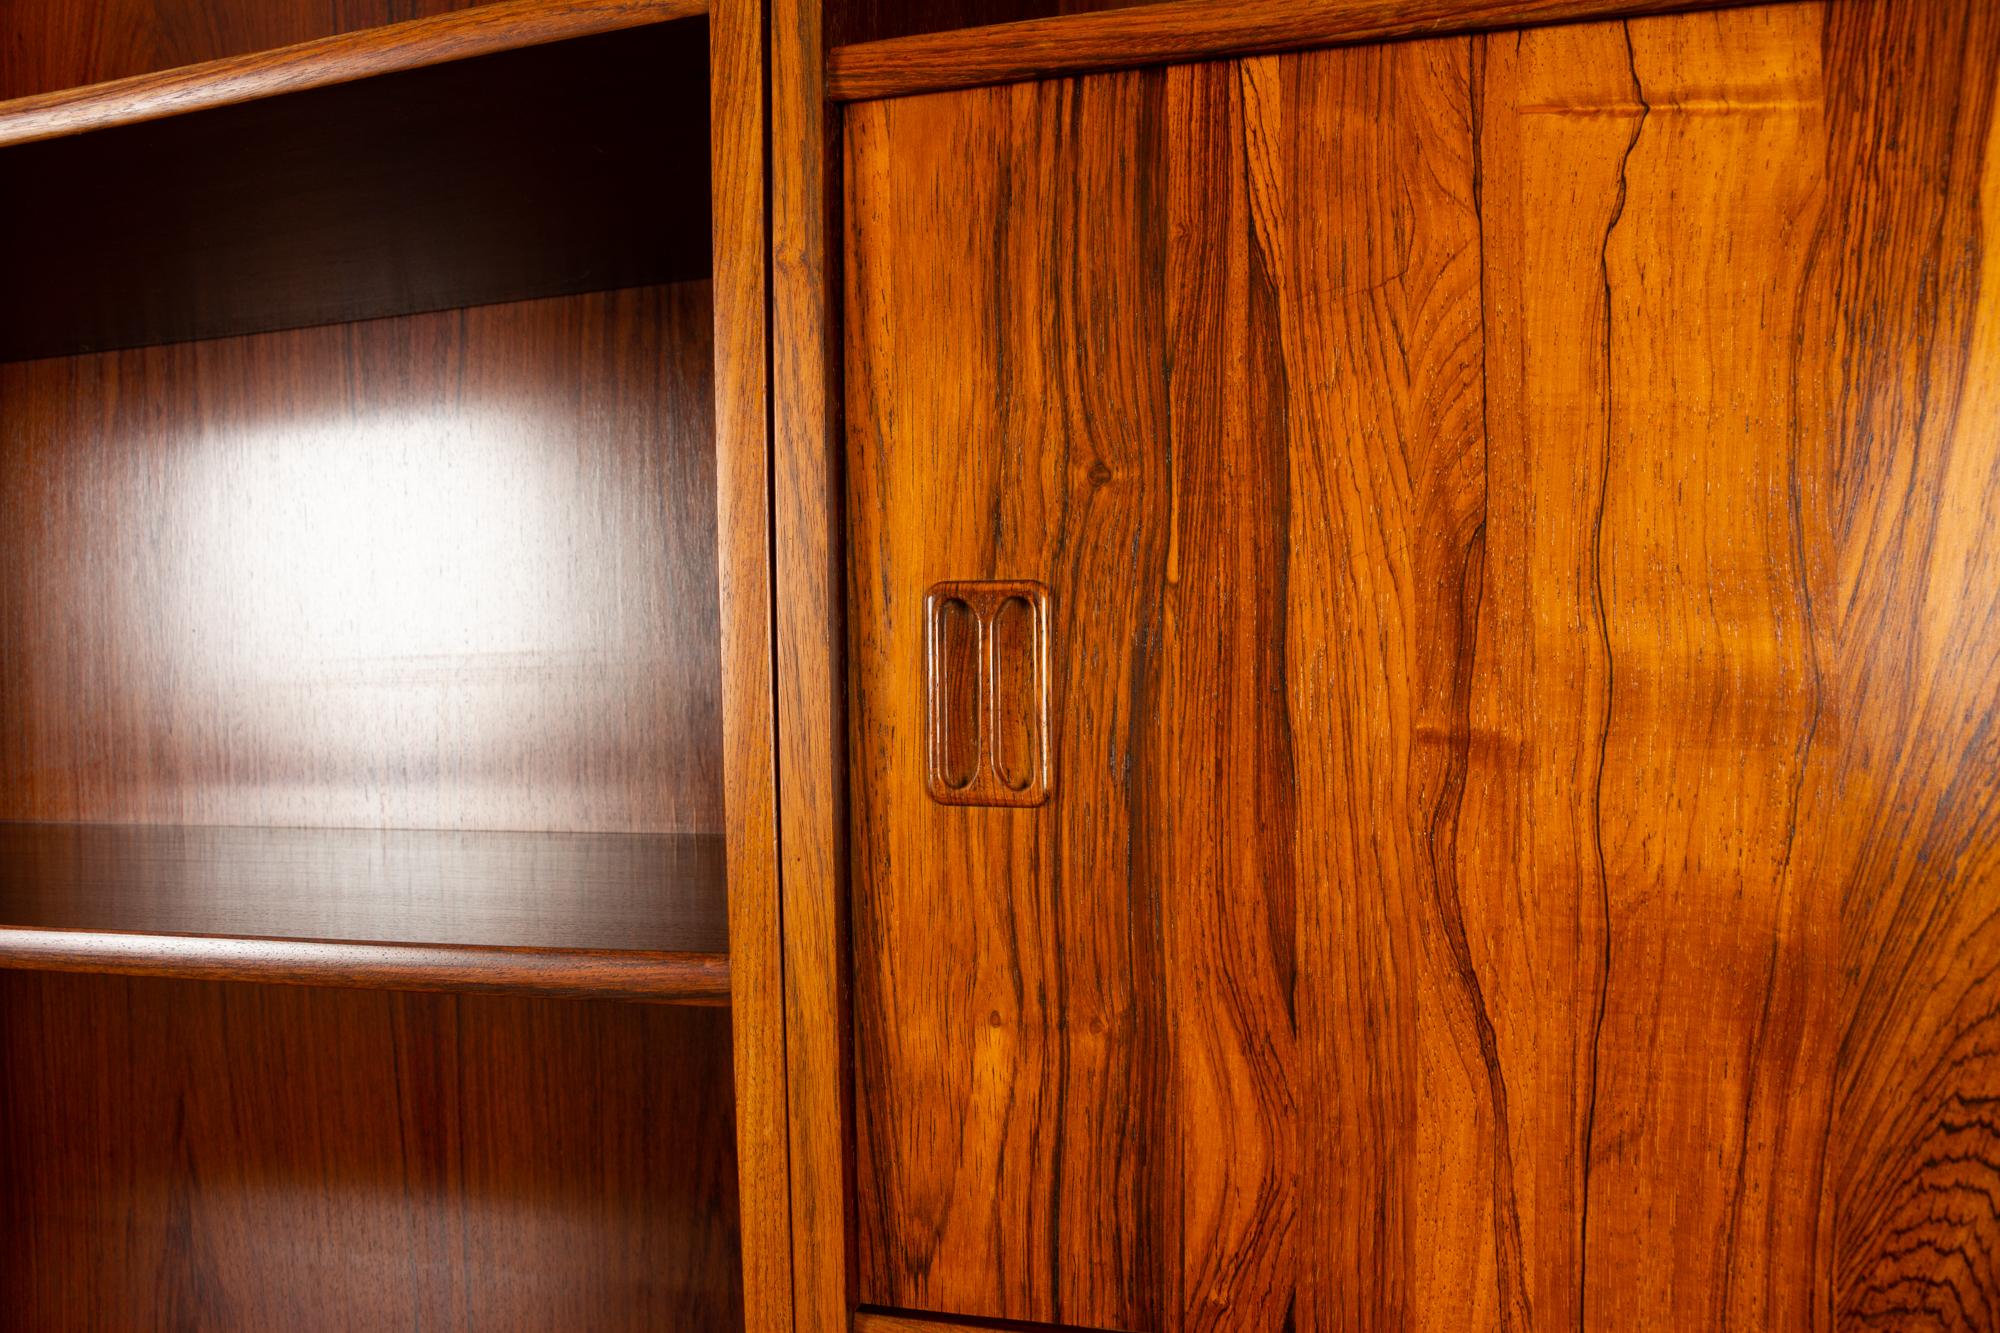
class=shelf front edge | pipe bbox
[0,926,731,1003]
[0,0,708,148]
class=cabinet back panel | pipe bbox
[0,282,722,831]
[0,970,744,1331]
[845,0,2000,1327]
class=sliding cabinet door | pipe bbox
[844,2,2000,1327]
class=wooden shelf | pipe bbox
[0,823,731,1002]
[0,0,706,147]
[0,0,711,362]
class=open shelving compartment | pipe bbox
[0,1,756,1326]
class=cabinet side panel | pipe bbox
[1812,1,2000,1326]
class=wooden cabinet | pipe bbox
[825,0,2000,1328]
[5,0,2000,1326]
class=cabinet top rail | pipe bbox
[828,0,1759,102]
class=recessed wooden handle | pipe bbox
[925,581,1052,807]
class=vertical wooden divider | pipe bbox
[772,0,861,1326]
[712,0,797,1328]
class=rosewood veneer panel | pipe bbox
[845,1,2000,1325]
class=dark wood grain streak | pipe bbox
[0,0,702,146]
[0,972,743,1330]
[853,1312,1107,1333]
[825,0,1764,101]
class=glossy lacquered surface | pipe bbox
[0,18,709,360]
[0,971,745,1331]
[844,0,2000,1326]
